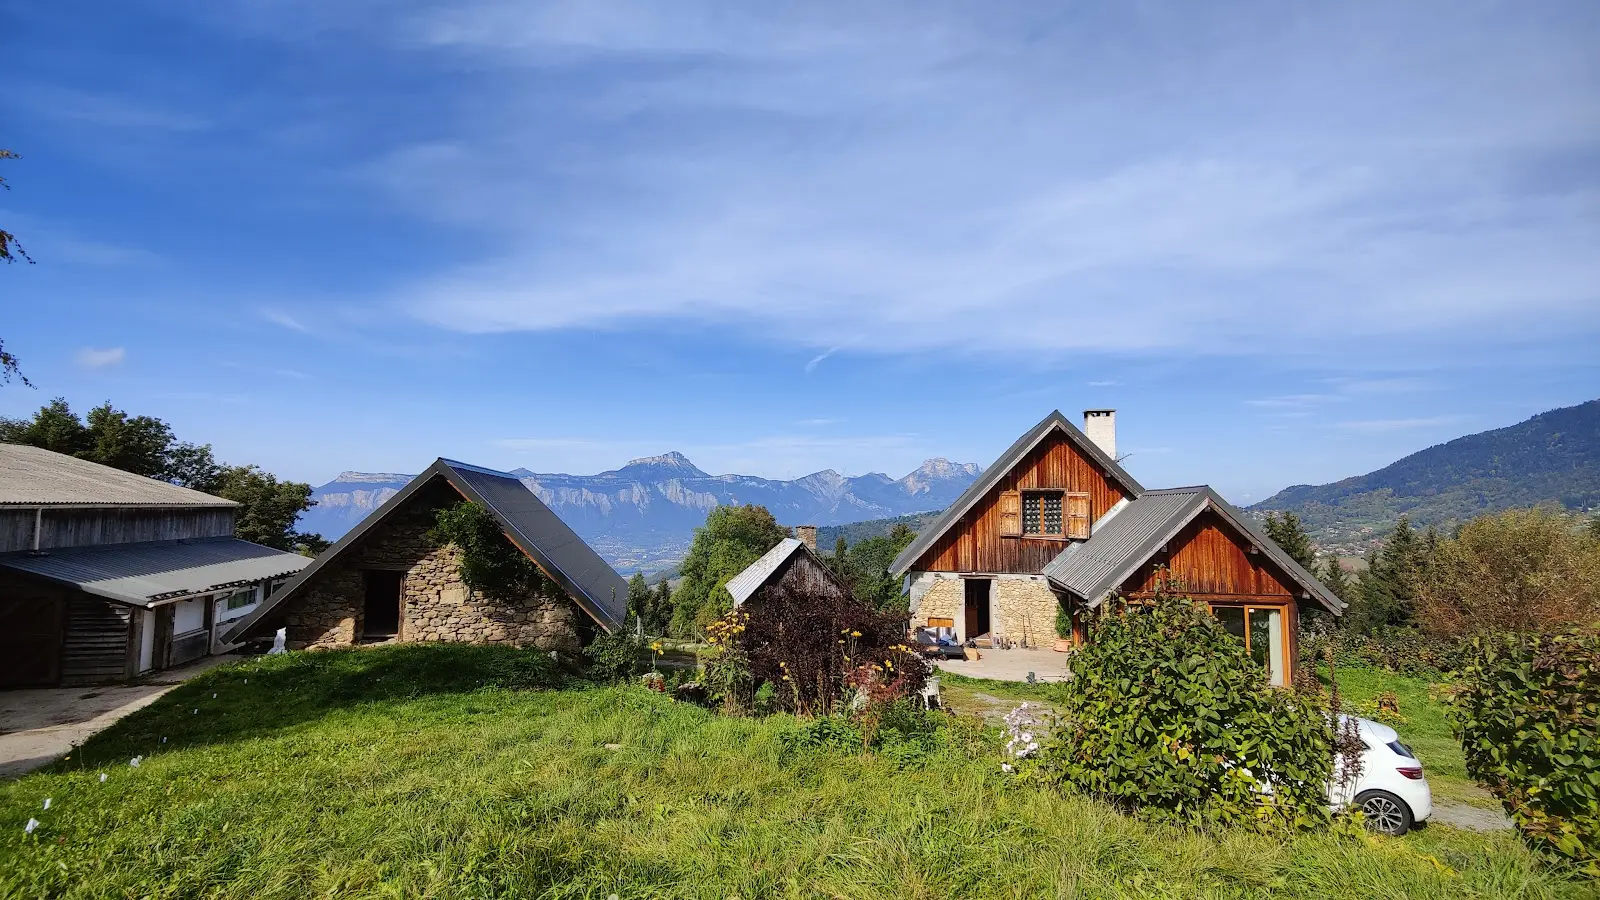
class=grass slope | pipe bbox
[2,646,1588,899]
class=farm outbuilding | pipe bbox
[224,458,627,654]
[0,444,310,687]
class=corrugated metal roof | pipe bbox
[1042,485,1345,614]
[0,538,311,607]
[445,460,629,628]
[225,457,628,642]
[0,443,237,508]
[890,410,1144,577]
[1043,488,1206,600]
[725,538,804,605]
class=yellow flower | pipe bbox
[850,630,862,637]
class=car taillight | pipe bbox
[1397,766,1424,780]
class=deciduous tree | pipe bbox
[671,504,788,636]
[1416,507,1600,638]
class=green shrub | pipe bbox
[1037,593,1335,832]
[582,630,645,682]
[1453,628,1600,873]
[1307,627,1457,678]
[1055,600,1072,640]
[430,501,556,598]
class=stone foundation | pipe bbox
[283,482,584,655]
[908,572,1065,649]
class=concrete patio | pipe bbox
[934,648,1071,683]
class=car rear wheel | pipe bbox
[1356,790,1414,836]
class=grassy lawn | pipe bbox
[1329,665,1495,810]
[2,646,1590,899]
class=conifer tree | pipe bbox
[1262,511,1318,571]
[1321,556,1351,601]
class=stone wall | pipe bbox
[991,576,1063,649]
[910,574,965,635]
[283,482,584,654]
[908,572,1065,648]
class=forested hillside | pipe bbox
[1253,400,1598,551]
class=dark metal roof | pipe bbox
[0,443,237,508]
[889,410,1144,576]
[1042,485,1345,614]
[0,538,310,607]
[224,458,627,642]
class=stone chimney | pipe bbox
[794,525,818,551]
[1083,409,1117,459]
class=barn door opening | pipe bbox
[362,570,403,641]
[963,578,991,646]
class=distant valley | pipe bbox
[297,452,982,574]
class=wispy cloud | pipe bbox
[363,1,1599,362]
[1246,394,1345,409]
[803,347,840,374]
[261,309,311,333]
[17,84,208,132]
[1087,380,1121,388]
[75,347,125,369]
[1333,415,1466,433]
[797,417,841,427]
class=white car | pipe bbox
[1328,716,1433,836]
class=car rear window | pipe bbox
[1387,740,1416,759]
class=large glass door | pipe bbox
[1210,605,1286,686]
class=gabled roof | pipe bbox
[1042,485,1344,614]
[0,537,310,607]
[225,458,627,641]
[725,537,848,606]
[889,410,1144,576]
[0,443,237,508]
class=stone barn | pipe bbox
[225,458,626,654]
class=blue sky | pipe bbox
[3,0,1597,503]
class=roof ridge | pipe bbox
[437,458,520,479]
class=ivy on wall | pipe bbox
[430,501,555,599]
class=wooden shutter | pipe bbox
[998,490,1022,537]
[1066,492,1092,539]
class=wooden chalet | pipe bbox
[0,444,311,687]
[890,410,1343,685]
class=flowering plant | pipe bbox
[1000,702,1056,774]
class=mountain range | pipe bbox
[1250,399,1599,552]
[297,453,982,573]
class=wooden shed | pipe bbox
[0,444,310,686]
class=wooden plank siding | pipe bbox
[1119,511,1296,598]
[913,431,1131,574]
[0,507,236,553]
[62,596,134,686]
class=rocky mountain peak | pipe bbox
[910,458,982,479]
[611,451,711,480]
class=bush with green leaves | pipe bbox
[430,501,556,599]
[581,629,646,683]
[1452,628,1600,874]
[1036,593,1336,832]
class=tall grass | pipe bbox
[0,646,1586,899]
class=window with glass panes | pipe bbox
[1022,491,1065,536]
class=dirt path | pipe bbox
[0,657,230,779]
